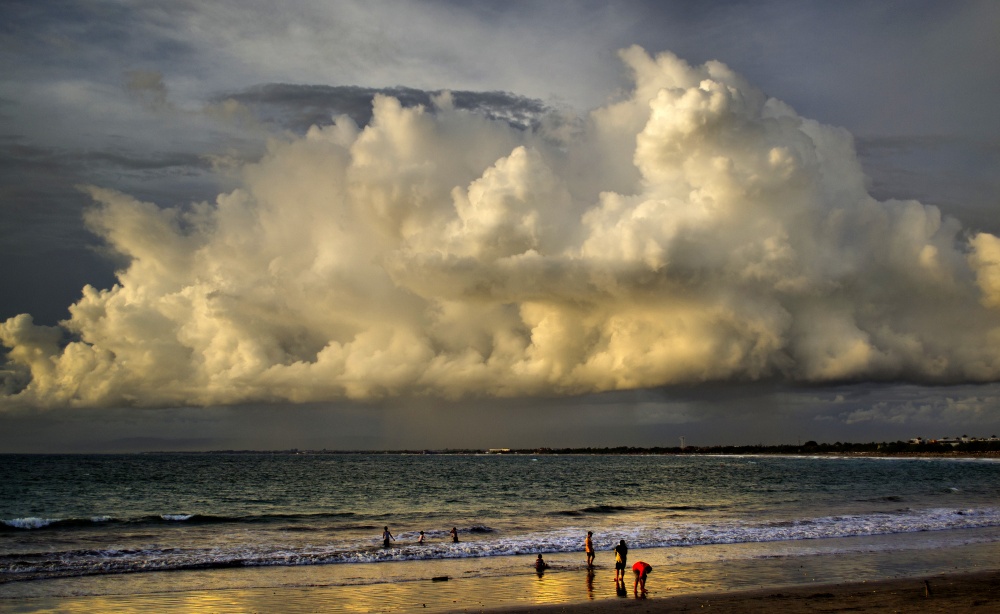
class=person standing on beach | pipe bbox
[613,539,628,580]
[632,560,652,596]
[382,526,395,548]
[450,527,459,543]
[584,531,595,568]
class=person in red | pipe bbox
[632,560,652,595]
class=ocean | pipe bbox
[2,453,1000,607]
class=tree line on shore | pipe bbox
[181,439,1000,455]
[516,439,1000,456]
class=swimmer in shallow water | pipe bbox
[535,553,549,573]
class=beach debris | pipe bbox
[432,575,450,582]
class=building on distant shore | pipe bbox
[910,435,1000,446]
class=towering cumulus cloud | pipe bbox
[3,47,1000,409]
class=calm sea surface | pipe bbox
[2,453,999,596]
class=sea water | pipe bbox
[2,453,999,601]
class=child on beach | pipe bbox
[449,527,459,543]
[632,560,652,595]
[534,554,549,573]
[417,531,425,544]
[382,526,395,548]
[613,539,628,580]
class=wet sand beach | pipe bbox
[484,571,999,613]
[3,569,997,613]
[3,536,997,613]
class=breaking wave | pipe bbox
[4,506,998,583]
[1,511,360,531]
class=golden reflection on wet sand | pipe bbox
[4,570,625,614]
[5,538,999,613]
[0,559,738,614]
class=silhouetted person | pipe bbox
[535,553,549,574]
[450,526,459,543]
[613,539,628,581]
[584,531,595,568]
[382,526,395,548]
[417,530,425,544]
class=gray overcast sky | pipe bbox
[2,1,999,452]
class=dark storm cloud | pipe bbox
[84,150,210,173]
[220,84,550,133]
[0,141,209,178]
[0,140,98,249]
[0,142,208,182]
[1,0,195,82]
[0,138,120,323]
[3,382,996,453]
[572,381,1000,446]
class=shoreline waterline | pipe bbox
[3,529,998,612]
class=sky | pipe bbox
[2,0,1000,452]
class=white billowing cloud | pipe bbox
[970,232,1000,309]
[3,47,1000,409]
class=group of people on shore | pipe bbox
[607,534,651,596]
[380,526,651,596]
[536,531,651,596]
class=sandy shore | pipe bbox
[3,535,998,612]
[481,571,1000,613]
[3,569,996,613]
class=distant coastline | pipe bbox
[108,439,1000,457]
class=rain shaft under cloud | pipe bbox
[3,47,1000,409]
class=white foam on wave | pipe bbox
[5,506,1000,582]
[225,506,1000,566]
[2,517,59,529]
